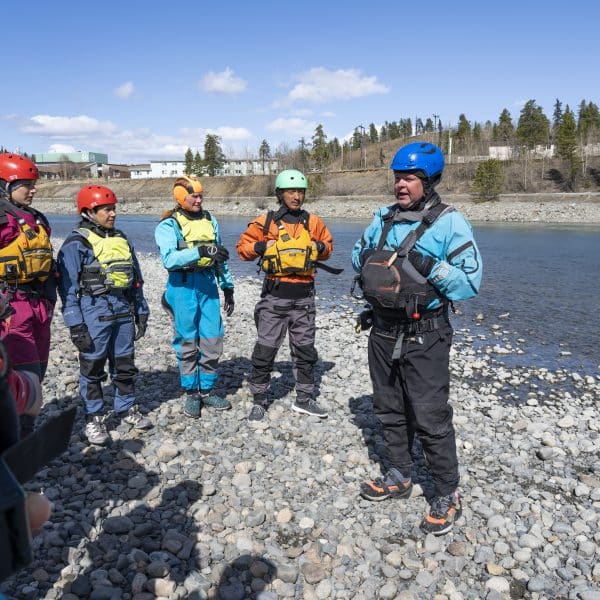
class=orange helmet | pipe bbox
[173,175,203,207]
[76,185,117,214]
[0,153,39,183]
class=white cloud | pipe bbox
[14,113,253,162]
[21,115,117,137]
[199,68,247,94]
[48,143,76,153]
[266,117,316,137]
[114,81,135,100]
[287,68,389,104]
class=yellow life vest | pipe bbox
[261,218,318,277]
[78,229,135,295]
[0,217,53,284]
[173,211,216,269]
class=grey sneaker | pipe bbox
[248,404,266,421]
[118,405,152,430]
[201,392,232,411]
[183,392,201,418]
[292,398,328,418]
[85,414,110,445]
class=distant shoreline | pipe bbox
[34,193,600,224]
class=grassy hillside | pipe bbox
[35,156,600,202]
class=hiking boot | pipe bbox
[201,391,231,411]
[292,398,328,418]
[420,491,462,536]
[183,391,201,419]
[117,405,152,430]
[248,404,266,421]
[360,467,413,501]
[84,414,110,445]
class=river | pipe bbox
[48,215,600,377]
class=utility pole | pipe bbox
[433,114,439,136]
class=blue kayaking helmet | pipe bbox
[390,142,444,185]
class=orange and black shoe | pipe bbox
[420,491,462,536]
[360,468,413,502]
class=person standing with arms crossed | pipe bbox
[352,142,482,535]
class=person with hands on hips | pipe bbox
[155,175,234,419]
[352,142,482,536]
[57,185,152,445]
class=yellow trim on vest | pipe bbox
[174,211,216,268]
[0,220,53,283]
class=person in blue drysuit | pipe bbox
[352,142,482,536]
[57,185,151,446]
[155,175,234,419]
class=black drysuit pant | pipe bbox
[368,320,459,495]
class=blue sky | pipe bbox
[2,0,598,163]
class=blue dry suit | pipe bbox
[154,209,234,393]
[57,222,149,415]
[352,200,482,304]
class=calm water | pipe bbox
[49,215,600,376]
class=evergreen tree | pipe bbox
[516,100,550,149]
[311,124,329,170]
[577,100,600,144]
[259,139,271,173]
[184,148,194,175]
[193,151,203,176]
[368,123,378,144]
[455,114,471,150]
[495,109,514,144]
[297,137,310,171]
[328,137,341,161]
[415,118,424,135]
[424,118,434,133]
[203,134,225,176]
[379,124,388,142]
[552,99,563,134]
[472,159,504,201]
[351,128,362,150]
[473,123,482,142]
[388,121,400,140]
[556,105,580,187]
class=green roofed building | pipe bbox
[33,151,108,164]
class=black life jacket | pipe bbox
[356,199,454,318]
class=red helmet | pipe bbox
[0,153,39,183]
[76,185,117,214]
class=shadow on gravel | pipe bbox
[348,394,436,499]
[216,356,335,405]
[215,554,276,600]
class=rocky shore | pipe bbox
[33,193,600,224]
[2,253,599,600]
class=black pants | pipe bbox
[368,321,459,495]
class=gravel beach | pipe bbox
[2,249,599,600]
[32,193,600,225]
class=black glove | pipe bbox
[198,245,229,263]
[408,249,436,278]
[223,288,235,317]
[315,241,326,255]
[134,314,148,341]
[70,324,93,353]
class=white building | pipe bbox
[150,160,186,178]
[129,164,151,179]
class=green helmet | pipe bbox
[275,169,308,190]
